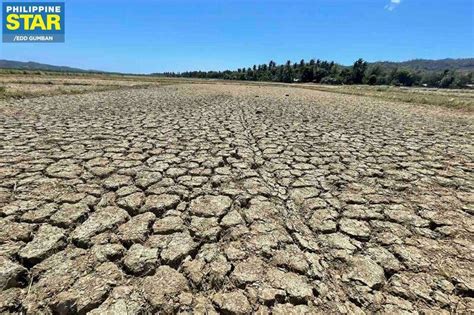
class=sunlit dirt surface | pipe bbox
[0,84,473,314]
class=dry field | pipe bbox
[1,72,473,111]
[0,73,164,98]
[0,80,473,314]
[295,84,474,111]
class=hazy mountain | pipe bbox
[0,59,97,73]
[371,58,474,72]
[2,58,473,75]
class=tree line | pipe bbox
[155,58,473,88]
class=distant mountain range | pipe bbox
[0,59,98,73]
[371,58,474,72]
[1,58,473,74]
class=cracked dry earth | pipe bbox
[0,83,473,314]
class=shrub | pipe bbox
[440,75,454,88]
[368,74,377,85]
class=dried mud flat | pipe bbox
[0,83,473,314]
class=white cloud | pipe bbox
[385,0,401,11]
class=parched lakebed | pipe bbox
[0,83,473,314]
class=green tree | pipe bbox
[367,74,377,85]
[301,66,313,82]
[394,70,416,86]
[282,60,294,82]
[340,68,353,84]
[440,72,455,88]
[352,58,367,84]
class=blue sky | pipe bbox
[1,0,473,73]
